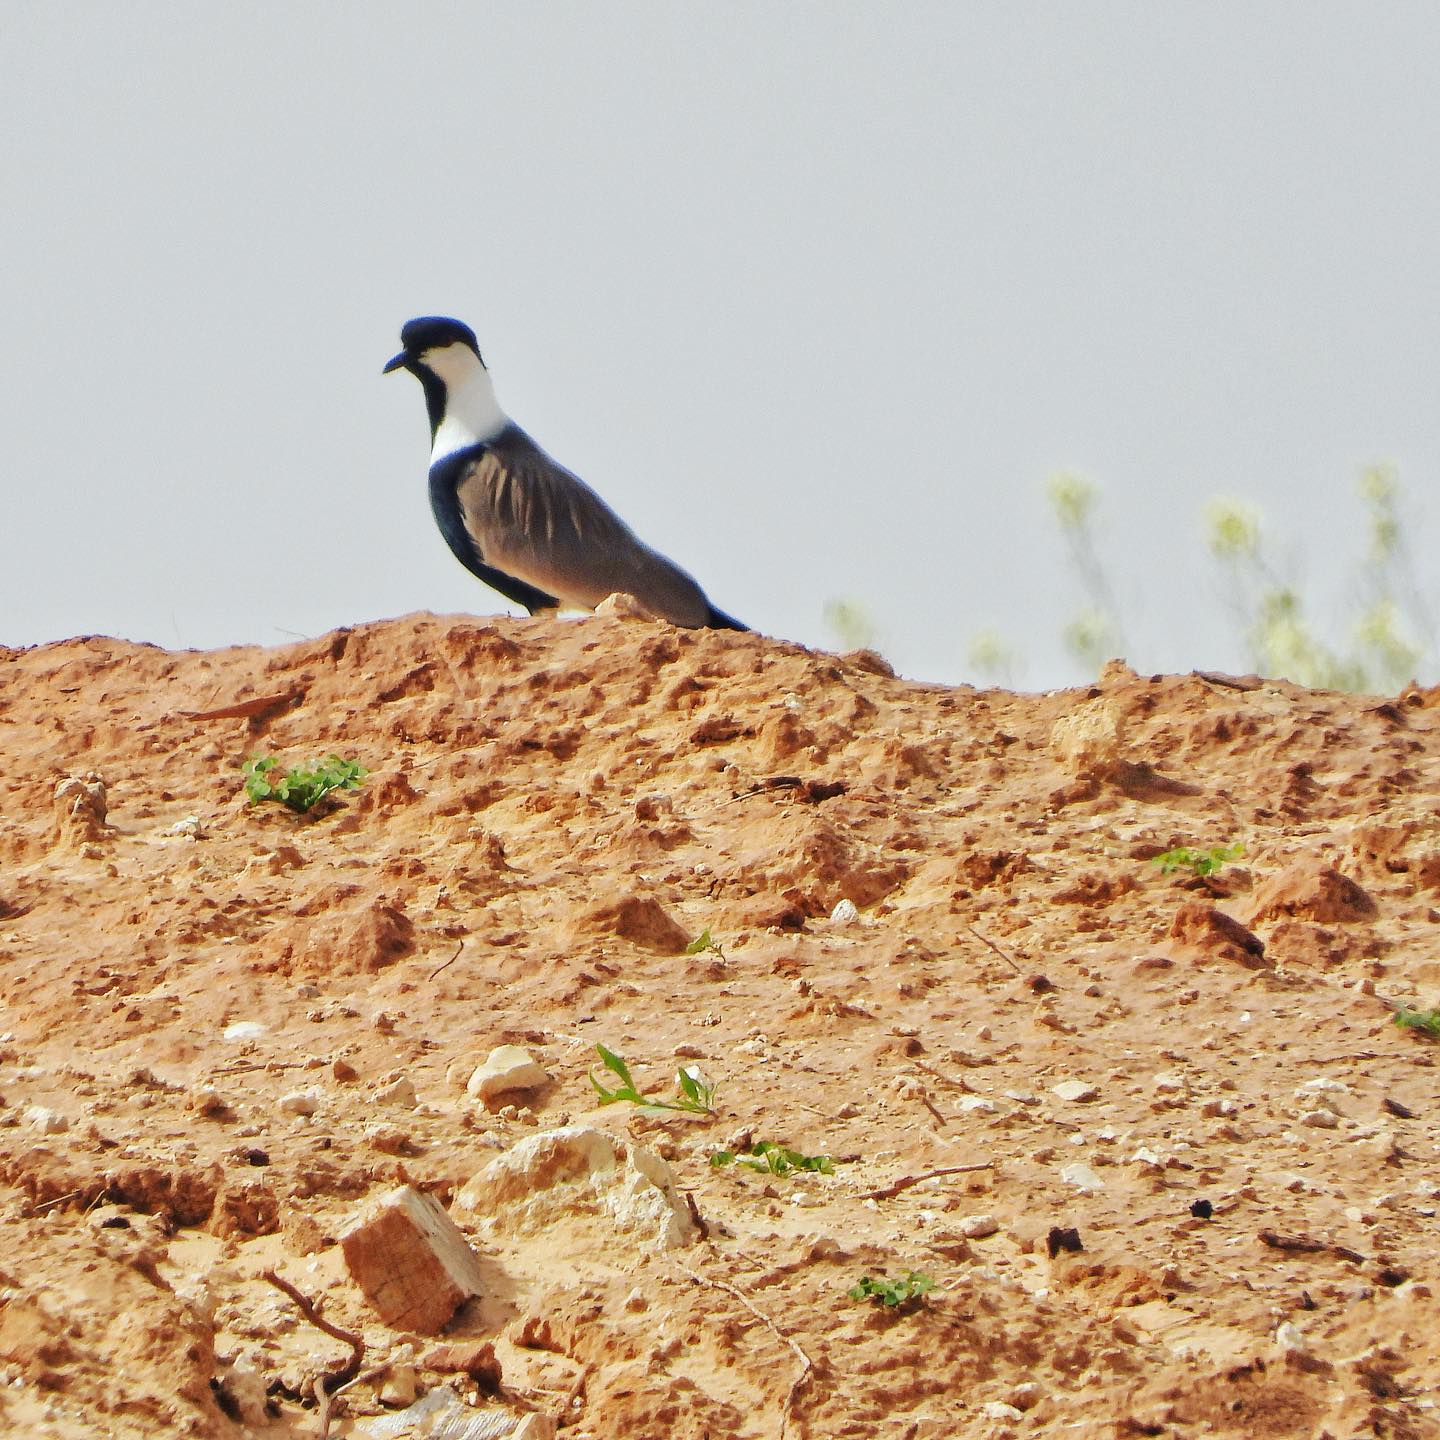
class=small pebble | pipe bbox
[1059,1162,1104,1192]
[25,1106,68,1135]
[960,1213,999,1239]
[467,1046,549,1102]
[278,1088,322,1117]
[1052,1080,1099,1103]
[222,1021,266,1043]
[374,1076,418,1107]
[830,898,860,925]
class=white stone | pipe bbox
[375,1076,418,1107]
[467,1046,549,1103]
[215,1355,269,1425]
[957,1096,999,1115]
[25,1106,68,1134]
[980,1401,1025,1421]
[1301,1109,1339,1130]
[1275,1321,1309,1354]
[1059,1162,1105,1192]
[278,1088,322,1117]
[1130,1148,1164,1169]
[1052,1080,1099,1103]
[455,1125,696,1251]
[960,1214,999,1238]
[830,898,860,924]
[1153,1072,1186,1093]
[223,1021,267,1043]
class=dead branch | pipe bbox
[676,1263,814,1439]
[859,1161,994,1201]
[964,924,1023,975]
[908,1059,973,1093]
[427,940,465,982]
[262,1269,364,1437]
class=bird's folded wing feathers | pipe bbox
[453,434,712,625]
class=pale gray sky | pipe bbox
[5,4,1440,687]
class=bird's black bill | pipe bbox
[382,350,411,374]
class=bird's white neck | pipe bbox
[426,346,510,461]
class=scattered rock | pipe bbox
[278,1088,322,1117]
[1059,1163,1104,1193]
[1246,863,1377,926]
[467,1046,550,1104]
[375,1075,418,1107]
[223,1020,267,1043]
[960,1214,999,1239]
[455,1126,697,1251]
[576,892,690,953]
[25,1105,68,1134]
[830,898,860,924]
[51,772,109,850]
[339,1184,487,1333]
[1167,902,1269,968]
[1049,699,1124,779]
[1051,1080,1099,1103]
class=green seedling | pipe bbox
[848,1271,935,1308]
[589,1044,718,1115]
[243,755,366,814]
[1152,843,1245,878]
[685,928,726,959]
[710,1141,834,1176]
[1393,1006,1440,1038]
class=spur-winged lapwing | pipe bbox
[384,317,747,630]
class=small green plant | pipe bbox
[1152,843,1245,878]
[710,1141,835,1176]
[685,928,726,960]
[589,1044,717,1115]
[243,755,366,813]
[848,1271,935,1307]
[1393,1006,1440,1038]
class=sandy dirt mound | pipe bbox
[1,614,1438,1437]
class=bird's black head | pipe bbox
[383,316,484,375]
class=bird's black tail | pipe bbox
[704,604,749,632]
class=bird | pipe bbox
[384,316,747,631]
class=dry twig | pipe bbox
[859,1161,994,1201]
[965,924,1023,975]
[427,939,465,983]
[262,1269,365,1438]
[676,1263,814,1438]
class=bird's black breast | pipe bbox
[428,434,561,615]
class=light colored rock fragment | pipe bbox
[25,1105,68,1134]
[960,1214,999,1238]
[1059,1162,1105,1192]
[980,1401,1025,1421]
[278,1088,322,1117]
[830,898,860,924]
[223,1020,267,1043]
[339,1185,486,1334]
[456,1125,696,1251]
[467,1046,549,1103]
[1301,1108,1339,1129]
[957,1096,999,1115]
[1049,699,1124,778]
[1275,1320,1309,1354]
[214,1354,269,1426]
[375,1075,418,1107]
[1051,1080,1099,1103]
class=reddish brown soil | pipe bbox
[2,612,1438,1439]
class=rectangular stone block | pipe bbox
[339,1184,485,1333]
